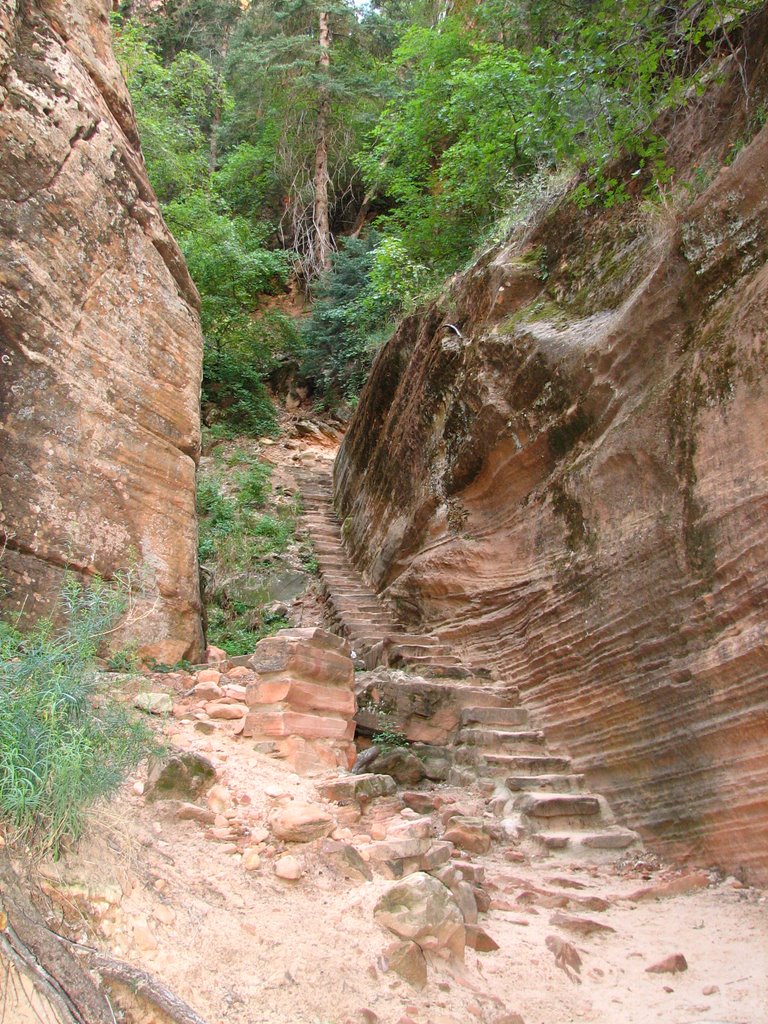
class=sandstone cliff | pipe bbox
[0,0,204,660]
[336,32,768,882]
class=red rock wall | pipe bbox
[0,0,204,660]
[335,38,768,883]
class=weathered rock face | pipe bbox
[0,0,204,660]
[336,38,768,883]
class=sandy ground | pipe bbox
[4,429,766,1024]
[8,706,764,1024]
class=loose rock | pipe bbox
[646,953,688,974]
[269,803,334,843]
[374,872,465,957]
[274,855,304,880]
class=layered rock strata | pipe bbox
[0,0,204,659]
[335,42,768,882]
[243,628,357,771]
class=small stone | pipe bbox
[646,953,688,974]
[265,784,287,798]
[549,911,616,937]
[274,855,304,880]
[383,940,427,989]
[465,925,500,952]
[702,984,719,995]
[206,785,232,814]
[627,872,708,902]
[204,646,227,664]
[132,781,145,796]
[545,935,582,976]
[145,753,216,802]
[443,818,491,855]
[152,905,175,926]
[175,802,216,825]
[243,849,261,871]
[133,692,173,716]
[402,792,439,814]
[321,841,373,882]
[192,682,224,701]
[197,668,222,684]
[205,702,246,720]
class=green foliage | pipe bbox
[114,20,217,202]
[235,462,272,508]
[114,15,299,438]
[359,0,763,275]
[164,192,298,434]
[0,577,156,856]
[301,233,405,403]
[196,462,301,655]
[371,725,410,752]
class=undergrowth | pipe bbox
[198,450,313,655]
[0,576,156,857]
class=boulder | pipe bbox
[145,753,215,802]
[374,872,465,957]
[370,748,426,786]
[269,803,334,843]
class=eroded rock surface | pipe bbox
[0,0,204,660]
[335,42,768,883]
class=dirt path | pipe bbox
[6,429,767,1024]
[20,701,765,1024]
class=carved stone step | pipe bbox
[516,793,601,819]
[460,706,530,728]
[385,643,455,660]
[485,754,572,773]
[506,773,585,793]
[457,728,545,749]
[534,827,640,854]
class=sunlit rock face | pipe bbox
[0,0,204,661]
[336,41,768,883]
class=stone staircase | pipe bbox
[296,459,641,860]
[297,464,472,677]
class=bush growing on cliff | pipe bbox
[0,577,155,856]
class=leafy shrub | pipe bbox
[301,234,401,405]
[0,577,156,856]
[197,464,301,656]
[235,462,272,508]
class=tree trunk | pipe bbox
[313,10,332,276]
[0,849,213,1024]
[208,37,230,175]
[0,849,113,1024]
